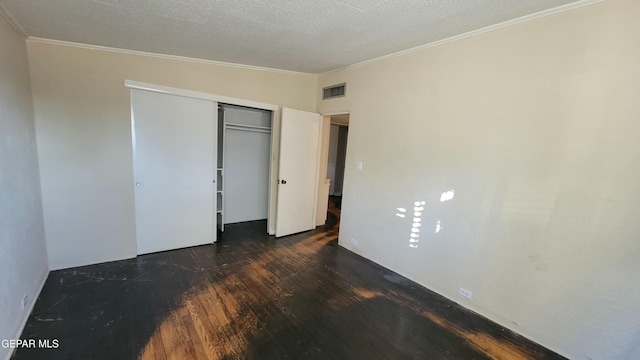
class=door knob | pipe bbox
[135,182,141,186]
[281,180,287,184]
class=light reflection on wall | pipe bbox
[396,189,455,249]
[409,201,426,248]
[436,189,454,235]
[440,189,454,202]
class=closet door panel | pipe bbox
[224,129,270,223]
[131,89,216,255]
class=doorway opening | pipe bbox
[316,113,349,231]
[328,115,349,205]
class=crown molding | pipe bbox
[321,0,605,76]
[26,37,317,77]
[0,3,27,38]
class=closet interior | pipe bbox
[217,104,272,232]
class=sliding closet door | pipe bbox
[131,89,217,255]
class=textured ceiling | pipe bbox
[0,0,586,73]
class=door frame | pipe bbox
[125,80,280,234]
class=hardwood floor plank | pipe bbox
[217,270,290,359]
[150,331,166,360]
[181,298,215,360]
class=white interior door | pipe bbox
[131,89,217,255]
[275,107,321,237]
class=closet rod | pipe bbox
[226,125,271,134]
[225,122,271,132]
[225,122,270,130]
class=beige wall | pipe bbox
[0,15,48,360]
[27,41,318,270]
[318,0,640,359]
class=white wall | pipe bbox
[27,40,317,270]
[0,15,48,360]
[318,0,640,359]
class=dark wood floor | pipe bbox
[14,199,564,359]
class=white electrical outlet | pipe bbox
[459,287,472,299]
[21,294,28,309]
[350,238,358,246]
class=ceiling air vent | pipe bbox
[322,83,346,100]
